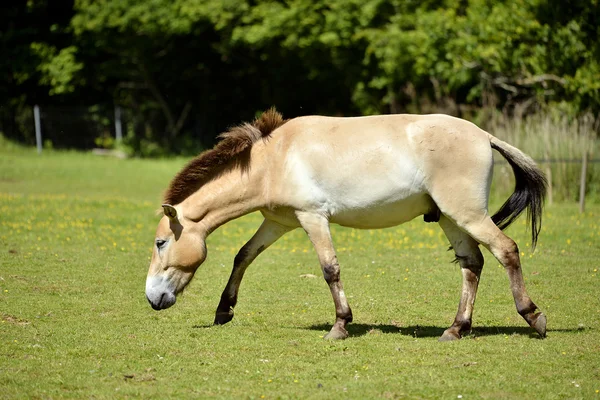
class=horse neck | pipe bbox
[180,164,265,235]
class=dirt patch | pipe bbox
[1,314,30,326]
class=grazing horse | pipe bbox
[145,108,547,341]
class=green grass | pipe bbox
[1,144,599,399]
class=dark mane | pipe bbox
[163,108,286,205]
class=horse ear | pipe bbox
[162,204,178,222]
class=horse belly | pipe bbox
[320,160,434,229]
[329,193,434,229]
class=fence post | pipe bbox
[544,149,553,205]
[579,151,588,214]
[114,106,123,142]
[34,105,42,154]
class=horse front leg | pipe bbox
[296,211,353,340]
[214,218,291,325]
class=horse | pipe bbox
[145,108,547,341]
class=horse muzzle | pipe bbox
[145,275,177,310]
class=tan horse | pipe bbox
[145,108,547,341]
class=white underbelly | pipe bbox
[329,193,434,229]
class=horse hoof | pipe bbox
[324,328,349,340]
[214,311,234,325]
[532,312,547,338]
[438,330,461,342]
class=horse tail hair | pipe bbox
[488,135,547,249]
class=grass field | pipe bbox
[1,143,599,399]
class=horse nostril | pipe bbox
[147,294,163,310]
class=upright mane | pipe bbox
[163,107,286,205]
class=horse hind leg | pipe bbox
[446,215,546,338]
[487,227,546,337]
[438,215,484,341]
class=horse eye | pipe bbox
[155,239,167,249]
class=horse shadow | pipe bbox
[193,321,587,339]
[306,323,586,339]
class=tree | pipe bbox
[0,1,77,143]
[2,0,597,153]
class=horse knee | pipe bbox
[233,247,249,267]
[234,243,265,268]
[322,263,340,283]
[454,249,484,274]
[495,240,520,268]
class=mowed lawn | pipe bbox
[1,143,599,399]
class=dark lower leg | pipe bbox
[214,219,290,325]
[440,262,482,341]
[214,250,249,324]
[499,243,546,337]
[506,262,546,337]
[437,215,484,341]
[322,261,353,339]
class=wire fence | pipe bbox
[495,154,596,212]
[2,103,220,156]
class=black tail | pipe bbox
[489,136,547,249]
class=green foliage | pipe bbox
[30,44,83,95]
[94,133,115,149]
[2,0,599,152]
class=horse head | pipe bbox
[145,204,206,310]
